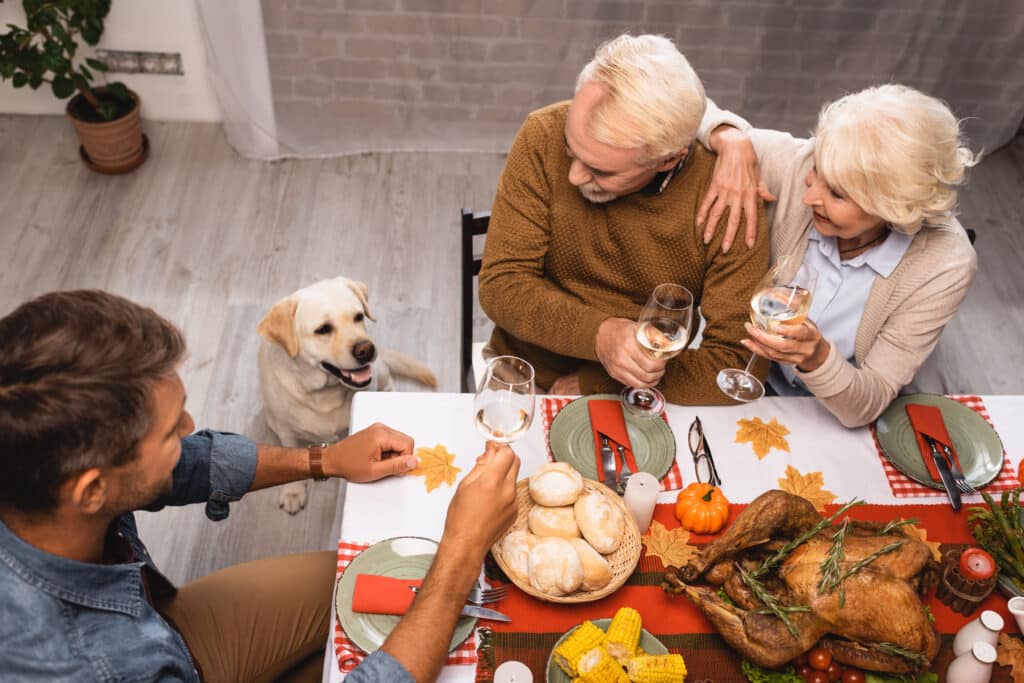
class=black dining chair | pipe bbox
[461,208,490,392]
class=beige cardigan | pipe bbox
[699,101,978,427]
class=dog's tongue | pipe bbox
[349,366,372,384]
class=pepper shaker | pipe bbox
[946,641,997,683]
[952,609,1003,657]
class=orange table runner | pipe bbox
[476,501,1018,682]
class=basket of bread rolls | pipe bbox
[491,462,642,603]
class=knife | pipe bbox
[923,434,961,511]
[599,434,617,490]
[459,604,512,622]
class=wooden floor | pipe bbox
[1,115,1022,585]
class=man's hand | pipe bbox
[324,422,417,482]
[742,321,829,373]
[697,125,776,252]
[441,442,520,564]
[595,318,666,389]
[549,373,581,396]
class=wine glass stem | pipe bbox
[742,352,757,375]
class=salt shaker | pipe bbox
[947,641,997,683]
[953,609,1004,657]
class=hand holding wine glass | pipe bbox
[620,283,694,417]
[716,257,818,402]
[474,355,536,444]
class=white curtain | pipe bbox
[196,1,1024,161]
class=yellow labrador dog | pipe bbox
[258,276,437,513]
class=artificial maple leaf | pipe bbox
[642,520,699,569]
[410,444,461,493]
[997,632,1024,683]
[903,523,942,562]
[777,465,835,513]
[735,416,791,459]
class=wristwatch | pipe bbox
[307,442,330,481]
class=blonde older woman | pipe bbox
[697,85,978,427]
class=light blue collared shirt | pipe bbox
[769,227,913,395]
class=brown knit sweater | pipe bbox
[479,101,770,404]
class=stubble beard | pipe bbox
[578,182,618,204]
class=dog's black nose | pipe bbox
[352,340,376,364]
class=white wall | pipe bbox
[0,0,222,122]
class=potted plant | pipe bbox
[0,0,147,173]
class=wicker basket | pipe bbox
[490,478,642,603]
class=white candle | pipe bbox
[623,472,659,533]
[494,660,533,683]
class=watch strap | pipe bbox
[308,442,329,481]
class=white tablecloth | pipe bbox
[323,392,1024,682]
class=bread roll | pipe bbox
[528,537,584,596]
[499,530,538,586]
[528,462,584,506]
[574,490,625,554]
[568,538,613,591]
[528,505,580,539]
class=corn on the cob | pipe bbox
[577,646,630,682]
[625,654,687,682]
[605,608,642,659]
[553,621,607,677]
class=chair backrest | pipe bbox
[461,208,490,392]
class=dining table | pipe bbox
[322,392,1024,683]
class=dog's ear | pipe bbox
[258,298,300,357]
[346,279,376,322]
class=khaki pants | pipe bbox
[157,551,335,683]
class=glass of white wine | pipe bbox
[474,355,536,444]
[716,257,818,402]
[620,283,694,418]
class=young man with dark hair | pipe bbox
[0,290,518,682]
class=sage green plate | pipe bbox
[548,394,676,481]
[875,394,1004,490]
[546,618,668,683]
[335,536,478,656]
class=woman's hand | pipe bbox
[697,126,776,252]
[742,321,830,373]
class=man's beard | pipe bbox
[578,182,618,204]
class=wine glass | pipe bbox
[620,283,694,418]
[474,355,536,444]
[716,257,818,402]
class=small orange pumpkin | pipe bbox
[674,482,730,534]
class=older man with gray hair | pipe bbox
[479,34,769,403]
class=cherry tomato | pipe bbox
[797,665,811,677]
[793,653,809,667]
[960,547,996,580]
[826,662,842,681]
[808,647,833,671]
[807,671,830,683]
[842,669,865,683]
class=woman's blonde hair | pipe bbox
[814,84,979,234]
[576,34,705,166]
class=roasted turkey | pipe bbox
[662,490,940,673]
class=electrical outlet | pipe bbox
[95,50,182,75]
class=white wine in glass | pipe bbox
[621,283,694,417]
[717,257,818,402]
[474,355,536,444]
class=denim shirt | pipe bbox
[0,430,258,682]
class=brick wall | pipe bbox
[262,0,1024,154]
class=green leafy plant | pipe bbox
[0,0,131,121]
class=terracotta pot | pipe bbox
[66,89,147,174]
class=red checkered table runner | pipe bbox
[872,394,1019,498]
[541,397,685,491]
[333,540,478,674]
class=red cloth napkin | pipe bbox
[351,574,422,615]
[588,399,640,479]
[905,403,964,483]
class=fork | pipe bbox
[937,441,977,495]
[411,584,509,605]
[615,444,632,495]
